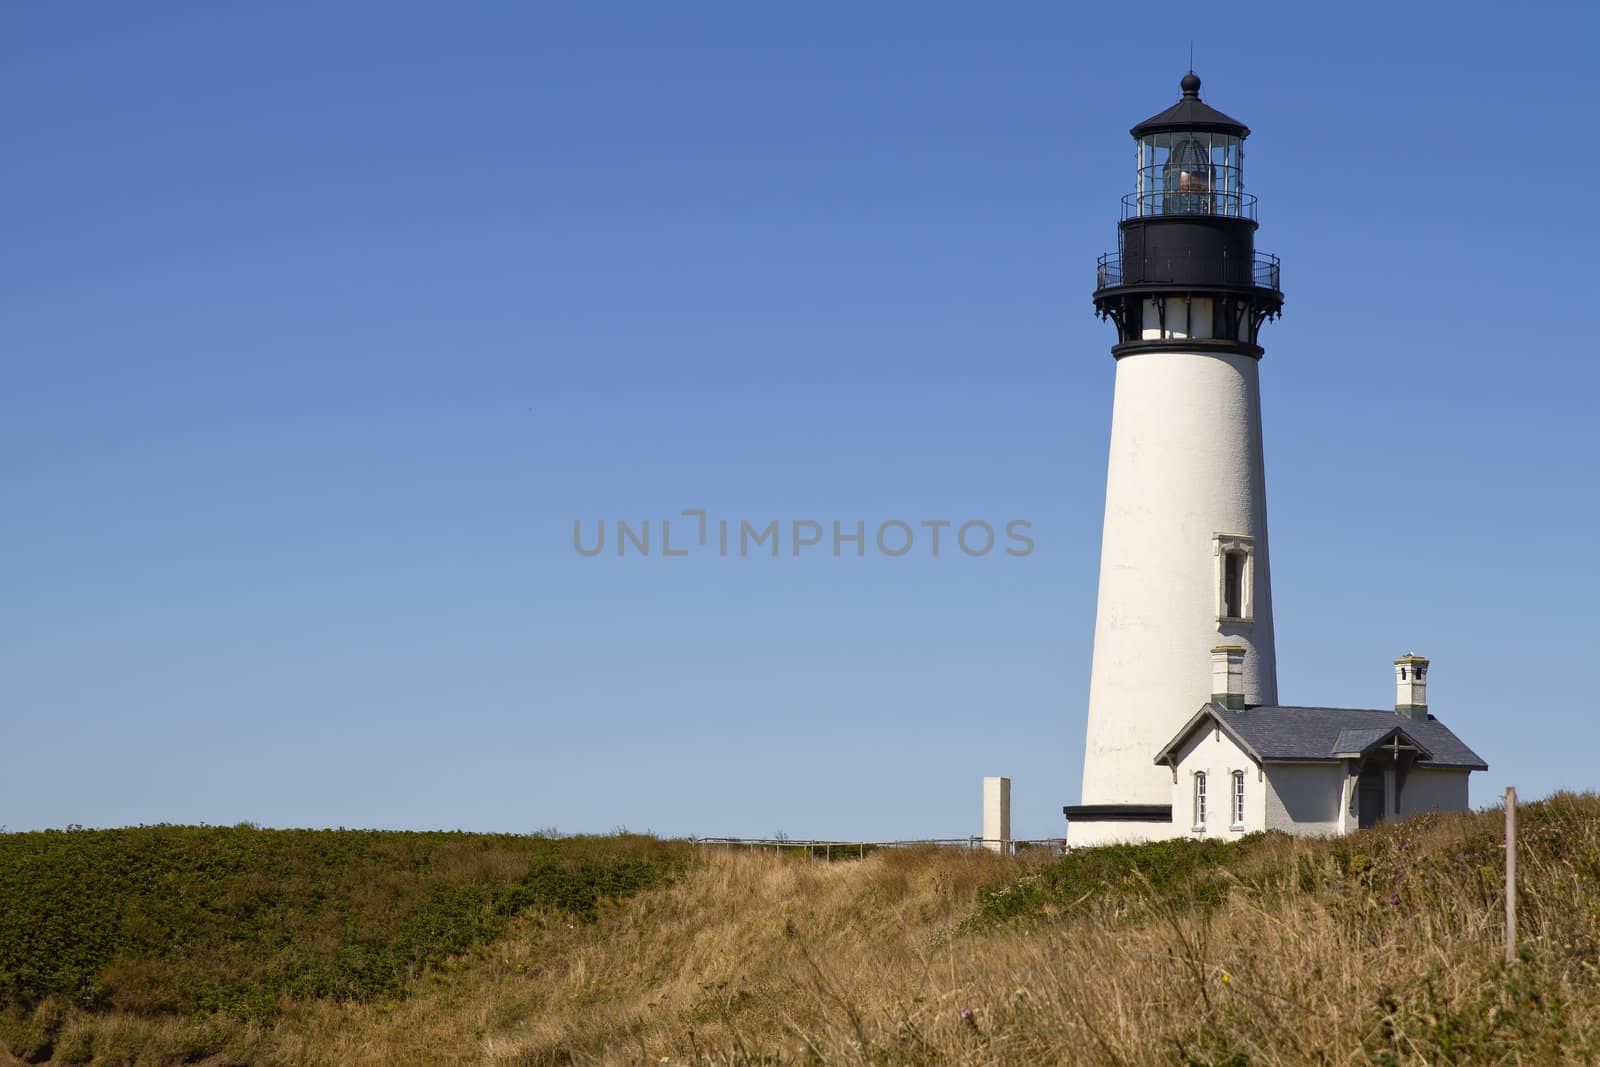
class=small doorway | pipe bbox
[1357,765,1386,830]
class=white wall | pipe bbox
[1264,763,1346,835]
[1398,767,1470,817]
[1169,722,1266,838]
[1065,818,1184,848]
[1080,349,1278,808]
[1140,297,1215,340]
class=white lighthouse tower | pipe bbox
[1067,73,1284,845]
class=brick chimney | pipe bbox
[1211,645,1247,710]
[1394,653,1429,720]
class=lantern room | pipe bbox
[1128,72,1252,220]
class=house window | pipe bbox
[1213,534,1255,622]
[1194,771,1208,829]
[1231,770,1246,828]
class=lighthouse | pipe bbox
[1066,73,1285,845]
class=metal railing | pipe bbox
[691,836,1067,858]
[1095,250,1280,292]
[1122,190,1258,221]
[1096,253,1123,289]
[1253,253,1280,290]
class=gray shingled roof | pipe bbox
[1155,704,1488,771]
[1332,727,1417,758]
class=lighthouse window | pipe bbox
[1137,133,1243,217]
[1194,772,1208,829]
[1163,136,1212,215]
[1224,551,1246,618]
[1232,771,1246,828]
[1214,534,1255,623]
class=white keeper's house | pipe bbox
[1063,73,1486,846]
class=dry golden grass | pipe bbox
[12,795,1600,1065]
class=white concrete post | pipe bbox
[983,777,1011,853]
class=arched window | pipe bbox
[1232,771,1246,828]
[1193,771,1208,829]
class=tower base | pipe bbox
[1063,804,1179,848]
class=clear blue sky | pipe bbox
[5,2,1597,839]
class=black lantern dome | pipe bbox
[1131,72,1249,138]
[1093,73,1283,358]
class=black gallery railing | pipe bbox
[1096,250,1280,292]
[1122,190,1258,221]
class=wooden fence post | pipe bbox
[1505,786,1517,965]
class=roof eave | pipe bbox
[1153,703,1264,767]
[1260,758,1346,765]
[1261,757,1489,771]
[1128,97,1251,140]
[1129,119,1251,139]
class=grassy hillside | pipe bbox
[3,796,1598,1064]
[0,827,686,1060]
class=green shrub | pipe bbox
[964,834,1269,930]
[0,826,688,1018]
